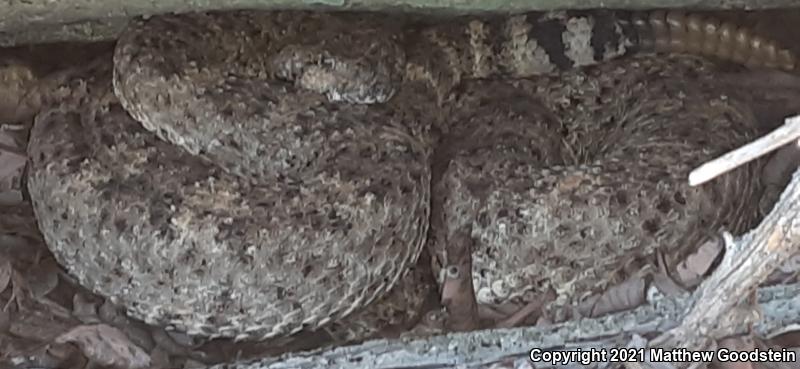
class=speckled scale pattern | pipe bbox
[30,9,636,340]
[25,9,779,342]
[402,10,636,100]
[113,11,411,182]
[28,56,430,340]
[433,56,764,312]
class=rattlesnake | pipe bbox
[24,9,794,342]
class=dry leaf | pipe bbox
[164,330,195,348]
[675,238,724,287]
[0,215,44,243]
[55,323,151,369]
[98,298,125,323]
[149,346,172,368]
[647,253,687,301]
[0,309,9,332]
[10,268,32,308]
[0,190,22,206]
[151,328,203,362]
[72,293,101,324]
[6,301,74,341]
[0,129,26,190]
[404,309,447,337]
[2,343,82,369]
[651,270,689,297]
[184,358,207,368]
[0,61,39,125]
[578,277,647,317]
[0,255,11,294]
[24,257,61,299]
[493,299,545,329]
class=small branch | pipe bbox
[653,169,800,357]
[689,115,800,186]
[211,286,800,369]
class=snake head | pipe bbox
[269,41,404,105]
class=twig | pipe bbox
[652,169,800,365]
[689,115,800,186]
[210,283,800,369]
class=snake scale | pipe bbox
[25,9,795,342]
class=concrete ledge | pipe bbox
[2,0,800,46]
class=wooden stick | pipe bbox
[652,171,800,364]
[689,115,800,186]
[211,284,800,369]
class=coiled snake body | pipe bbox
[26,10,793,340]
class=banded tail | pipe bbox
[631,11,795,71]
[406,10,796,91]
